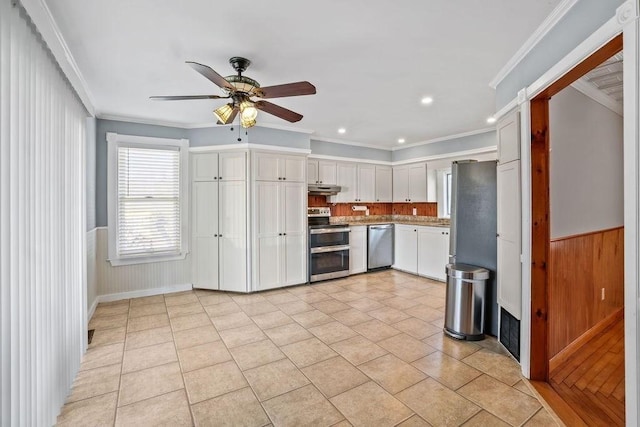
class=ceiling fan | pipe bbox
[150,57,316,128]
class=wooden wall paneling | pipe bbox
[530,96,551,381]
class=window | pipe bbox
[107,133,189,266]
[444,170,453,217]
[437,168,453,218]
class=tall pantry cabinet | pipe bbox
[252,152,307,290]
[191,151,248,292]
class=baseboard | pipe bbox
[97,283,193,303]
[530,380,587,427]
[549,307,624,373]
[87,297,99,325]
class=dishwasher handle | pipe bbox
[369,224,393,230]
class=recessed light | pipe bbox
[487,117,497,124]
[398,138,405,144]
[338,128,346,134]
[421,97,433,105]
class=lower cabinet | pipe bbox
[417,227,450,281]
[393,225,418,274]
[349,226,367,274]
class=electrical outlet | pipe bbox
[601,287,605,301]
[412,207,417,216]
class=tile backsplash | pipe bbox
[307,195,438,218]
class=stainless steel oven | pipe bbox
[308,207,350,282]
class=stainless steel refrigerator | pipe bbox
[449,160,498,336]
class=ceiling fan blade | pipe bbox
[257,81,316,99]
[186,61,235,91]
[255,100,303,122]
[150,95,228,100]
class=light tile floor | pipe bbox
[57,270,560,426]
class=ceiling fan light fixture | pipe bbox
[213,103,234,123]
[241,116,257,128]
[240,100,258,121]
[225,75,260,94]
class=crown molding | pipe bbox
[20,0,96,116]
[570,79,623,116]
[390,128,496,151]
[392,146,497,166]
[310,135,390,150]
[252,122,314,134]
[308,154,392,166]
[190,143,310,154]
[489,0,580,89]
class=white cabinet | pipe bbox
[393,224,418,274]
[308,160,337,185]
[191,152,248,292]
[497,161,522,318]
[349,226,368,274]
[417,227,450,281]
[254,152,305,182]
[375,166,392,202]
[393,163,428,202]
[497,111,520,164]
[254,179,307,291]
[335,162,378,203]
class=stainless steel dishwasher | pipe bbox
[367,224,394,270]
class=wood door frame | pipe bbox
[528,34,623,381]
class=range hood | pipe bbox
[308,184,341,196]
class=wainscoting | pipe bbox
[548,227,624,359]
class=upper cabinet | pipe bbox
[254,152,306,182]
[375,166,392,202]
[393,163,427,202]
[497,110,520,164]
[308,160,337,185]
[192,153,219,181]
[334,162,378,203]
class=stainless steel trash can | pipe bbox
[444,263,490,341]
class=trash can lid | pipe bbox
[446,263,490,280]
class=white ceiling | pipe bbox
[45,0,561,148]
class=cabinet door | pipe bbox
[318,161,337,185]
[254,152,281,181]
[393,225,418,274]
[357,164,376,202]
[408,163,427,202]
[282,182,307,285]
[308,161,319,184]
[219,181,247,292]
[219,152,246,181]
[375,166,392,202]
[284,156,306,182]
[497,111,520,164]
[393,166,409,202]
[497,161,521,318]
[255,181,282,290]
[336,163,358,203]
[192,153,218,181]
[349,226,367,274]
[192,181,219,289]
[417,227,449,282]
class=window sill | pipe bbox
[108,252,188,267]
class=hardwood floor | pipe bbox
[549,316,625,426]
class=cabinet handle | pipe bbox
[283,177,286,180]
[278,233,282,236]
[214,234,218,237]
[214,177,217,180]
[219,177,222,180]
[219,234,223,237]
[319,181,322,184]
[283,233,287,236]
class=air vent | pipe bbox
[500,308,520,361]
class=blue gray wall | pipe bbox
[496,0,624,109]
[392,131,496,162]
[86,117,96,231]
[190,125,310,149]
[310,139,392,162]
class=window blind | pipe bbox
[117,146,182,257]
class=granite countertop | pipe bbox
[330,215,450,228]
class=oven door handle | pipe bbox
[309,227,350,234]
[310,245,350,254]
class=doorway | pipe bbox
[528,34,625,425]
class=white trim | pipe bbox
[494,98,519,121]
[308,154,392,166]
[106,133,190,266]
[249,122,314,134]
[391,146,498,166]
[621,2,640,424]
[570,79,623,116]
[390,128,496,151]
[310,135,390,150]
[489,0,580,89]
[20,0,96,116]
[527,16,622,101]
[87,297,99,327]
[189,143,310,154]
[97,283,193,303]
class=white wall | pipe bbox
[549,86,624,238]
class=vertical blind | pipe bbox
[0,1,87,425]
[117,145,182,257]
